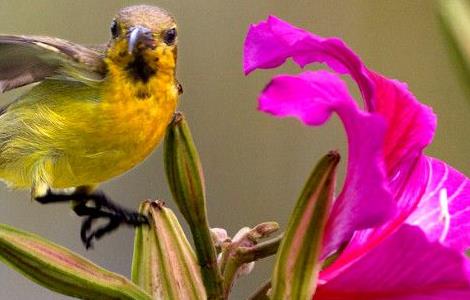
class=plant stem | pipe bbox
[190,220,224,300]
[222,234,282,299]
[221,254,240,299]
[237,235,283,264]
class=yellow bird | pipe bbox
[0,5,181,248]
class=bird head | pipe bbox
[105,5,177,82]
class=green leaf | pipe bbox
[131,200,206,299]
[270,152,339,300]
[163,112,223,300]
[0,223,151,300]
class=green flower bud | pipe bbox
[131,200,206,299]
[163,113,223,299]
[164,112,207,227]
[0,223,151,300]
[270,152,340,300]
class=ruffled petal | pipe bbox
[244,15,438,179]
[407,157,470,252]
[315,225,470,300]
[319,52,441,276]
[244,16,375,110]
[258,70,394,256]
[368,71,437,178]
[245,17,470,286]
[328,72,458,269]
[259,71,348,125]
[244,15,446,257]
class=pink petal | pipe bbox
[324,155,470,278]
[368,71,437,178]
[245,15,469,264]
[407,157,470,252]
[244,15,375,110]
[322,156,430,278]
[259,70,394,256]
[259,71,346,125]
[329,74,459,268]
[315,225,470,300]
[244,16,437,178]
[319,48,441,275]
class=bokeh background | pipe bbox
[0,0,469,299]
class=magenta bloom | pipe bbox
[244,16,470,299]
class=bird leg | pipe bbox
[35,190,148,249]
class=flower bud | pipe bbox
[0,224,150,300]
[131,200,206,299]
[164,113,223,299]
[210,228,229,252]
[270,151,339,300]
[163,112,207,227]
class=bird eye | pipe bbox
[110,20,120,39]
[163,28,177,45]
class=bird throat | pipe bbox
[104,46,177,101]
[125,54,156,84]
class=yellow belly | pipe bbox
[50,75,179,187]
[0,71,178,189]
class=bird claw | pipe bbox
[80,211,149,249]
[35,188,148,248]
[71,192,148,249]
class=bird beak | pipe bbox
[128,26,154,54]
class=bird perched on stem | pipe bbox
[0,5,181,248]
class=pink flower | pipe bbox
[244,16,470,299]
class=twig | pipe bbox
[237,234,283,264]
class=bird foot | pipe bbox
[36,189,148,249]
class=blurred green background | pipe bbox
[0,0,469,299]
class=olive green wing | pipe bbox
[0,35,107,93]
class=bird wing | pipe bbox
[0,35,107,93]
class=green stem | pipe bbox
[237,235,283,264]
[221,254,240,299]
[190,220,224,300]
[222,235,282,299]
[218,246,230,276]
